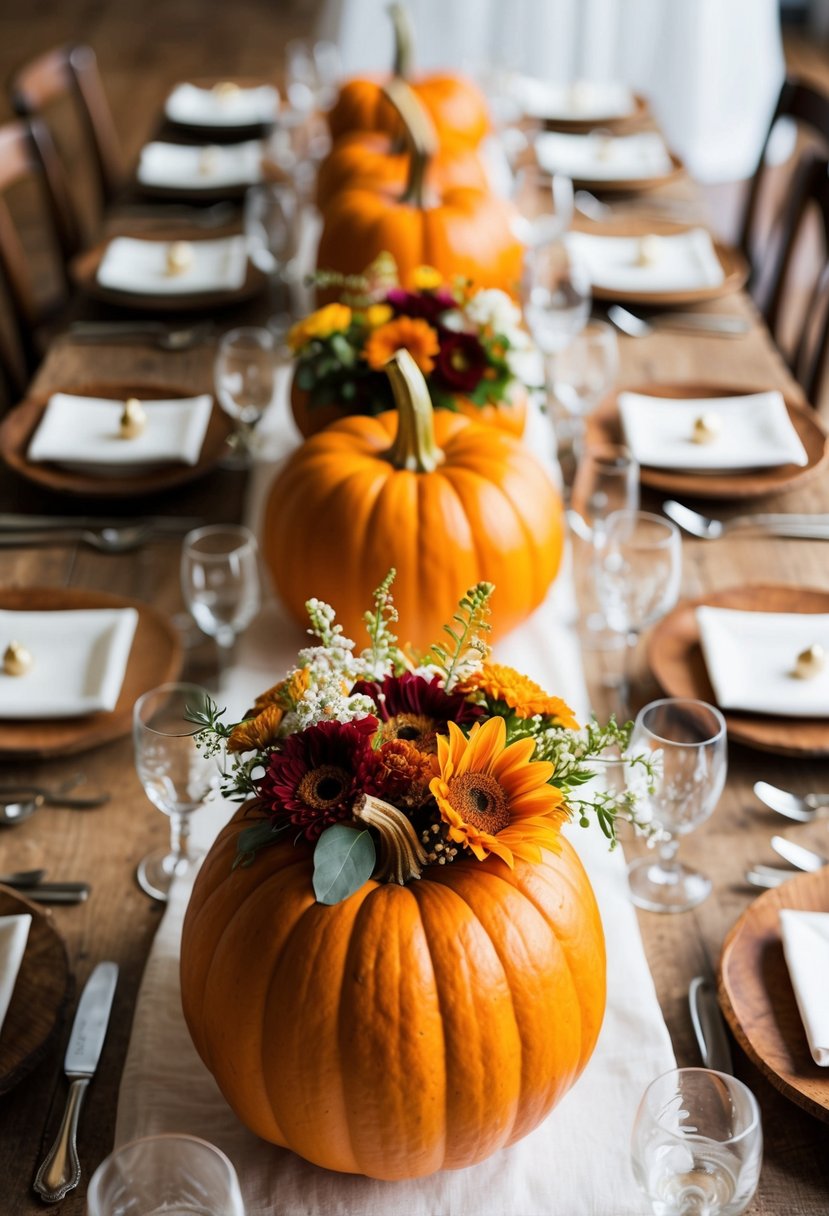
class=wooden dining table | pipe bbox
[0,129,828,1215]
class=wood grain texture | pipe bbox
[718,866,829,1122]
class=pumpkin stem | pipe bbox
[388,2,414,79]
[385,349,444,473]
[353,792,427,884]
[382,78,437,208]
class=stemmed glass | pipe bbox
[632,1068,762,1215]
[569,443,639,644]
[547,319,618,492]
[133,683,218,902]
[511,165,574,249]
[181,524,262,662]
[627,698,727,912]
[87,1133,246,1215]
[596,509,682,715]
[214,326,276,464]
[244,181,301,308]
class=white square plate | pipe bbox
[512,77,635,121]
[567,229,724,294]
[28,393,213,474]
[697,605,829,717]
[0,608,138,719]
[535,132,672,181]
[164,82,278,128]
[0,914,31,1040]
[618,390,808,471]
[137,140,264,189]
[96,236,248,296]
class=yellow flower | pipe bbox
[364,316,440,374]
[459,663,579,728]
[288,303,353,351]
[227,704,284,754]
[250,668,310,715]
[364,303,394,329]
[430,718,566,867]
[412,264,442,291]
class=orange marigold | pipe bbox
[227,704,284,754]
[369,738,438,806]
[458,663,580,728]
[250,668,310,716]
[363,316,440,374]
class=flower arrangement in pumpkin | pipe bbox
[289,253,531,424]
[191,572,657,904]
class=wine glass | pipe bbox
[181,524,261,659]
[523,240,592,358]
[244,180,301,302]
[214,326,276,464]
[511,165,574,249]
[596,509,682,715]
[569,443,639,644]
[133,683,217,902]
[87,1133,246,1215]
[547,318,618,493]
[631,1068,762,1215]
[627,698,727,912]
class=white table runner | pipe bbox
[115,383,675,1214]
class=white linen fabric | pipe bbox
[164,83,278,129]
[567,228,724,295]
[0,915,31,1039]
[617,390,808,472]
[115,383,675,1214]
[137,140,264,190]
[0,608,137,719]
[696,606,829,718]
[28,393,213,472]
[535,131,672,182]
[780,909,829,1067]
[96,236,248,296]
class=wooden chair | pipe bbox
[10,44,124,239]
[0,119,77,401]
[738,77,829,288]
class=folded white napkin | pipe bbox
[28,392,213,473]
[780,909,829,1066]
[535,132,672,182]
[137,140,264,189]
[96,235,248,296]
[697,606,829,717]
[513,76,635,122]
[0,914,31,1041]
[618,390,808,471]
[0,608,138,719]
[165,82,278,128]
[567,228,725,294]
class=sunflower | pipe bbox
[458,663,579,728]
[351,673,483,755]
[363,316,440,374]
[227,704,284,754]
[430,718,566,866]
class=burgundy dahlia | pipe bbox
[434,331,487,393]
[258,715,378,841]
[350,673,483,754]
[386,286,456,323]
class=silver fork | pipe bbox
[68,321,215,350]
[662,500,829,541]
[607,304,749,338]
[0,525,164,554]
[574,189,698,224]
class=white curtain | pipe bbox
[319,0,786,182]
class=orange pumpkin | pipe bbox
[180,803,606,1179]
[327,3,490,152]
[265,350,562,652]
[290,371,528,439]
[317,82,522,297]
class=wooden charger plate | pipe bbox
[587,382,829,501]
[648,584,829,757]
[0,587,182,758]
[541,92,650,133]
[71,236,267,313]
[0,885,71,1095]
[0,381,232,499]
[564,150,685,195]
[718,866,829,1123]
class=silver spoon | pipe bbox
[753,780,829,822]
[0,786,110,826]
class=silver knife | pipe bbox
[0,513,204,534]
[33,961,119,1203]
[14,883,90,904]
[770,835,827,873]
[688,975,733,1073]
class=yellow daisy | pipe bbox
[288,303,352,351]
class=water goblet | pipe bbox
[181,524,261,660]
[133,683,217,902]
[511,164,574,249]
[523,240,592,359]
[214,326,276,464]
[244,180,301,292]
[546,318,618,491]
[627,698,727,912]
[631,1068,762,1215]
[87,1132,246,1216]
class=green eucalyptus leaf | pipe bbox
[313,825,375,905]
[232,819,285,869]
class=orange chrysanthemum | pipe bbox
[458,663,580,728]
[367,739,438,807]
[430,717,566,867]
[227,704,284,754]
[250,668,310,716]
[363,316,440,374]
